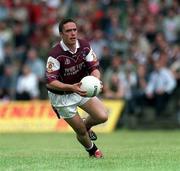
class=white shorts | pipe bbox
[48,91,90,118]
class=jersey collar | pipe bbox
[60,40,80,54]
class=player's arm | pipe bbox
[47,80,73,91]
[86,49,102,91]
[47,80,86,96]
[46,56,86,96]
[85,48,100,77]
[90,69,101,80]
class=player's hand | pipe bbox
[71,82,87,96]
[100,80,103,93]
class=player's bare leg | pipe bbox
[64,114,103,158]
[80,97,108,131]
[65,114,92,147]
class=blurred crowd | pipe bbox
[0,0,179,117]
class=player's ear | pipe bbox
[59,32,63,39]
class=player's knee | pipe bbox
[102,114,108,123]
[99,113,108,124]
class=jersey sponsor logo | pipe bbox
[64,58,71,65]
[64,62,85,76]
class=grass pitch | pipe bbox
[0,130,180,171]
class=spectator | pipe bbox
[0,21,13,63]
[0,65,15,100]
[132,64,149,116]
[162,8,180,44]
[118,58,137,114]
[0,0,9,21]
[16,64,39,100]
[102,54,124,99]
[90,29,107,60]
[12,20,27,63]
[99,46,112,73]
[145,53,177,117]
[3,42,15,66]
[25,47,46,99]
[170,46,180,84]
[25,47,45,81]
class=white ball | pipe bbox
[80,76,101,97]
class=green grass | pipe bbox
[0,130,180,171]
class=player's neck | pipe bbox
[66,44,76,53]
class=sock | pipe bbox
[86,142,97,156]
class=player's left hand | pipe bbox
[72,82,87,96]
[100,80,103,93]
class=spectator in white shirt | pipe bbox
[16,64,39,100]
[145,53,176,116]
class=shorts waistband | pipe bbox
[47,87,73,95]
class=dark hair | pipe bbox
[58,18,76,33]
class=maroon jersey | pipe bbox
[46,39,99,84]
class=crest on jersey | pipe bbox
[46,56,60,72]
[47,61,54,72]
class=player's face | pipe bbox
[61,22,77,46]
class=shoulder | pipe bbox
[78,39,90,49]
[78,39,91,56]
[48,42,63,58]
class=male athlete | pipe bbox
[45,18,108,158]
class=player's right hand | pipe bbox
[71,82,87,96]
